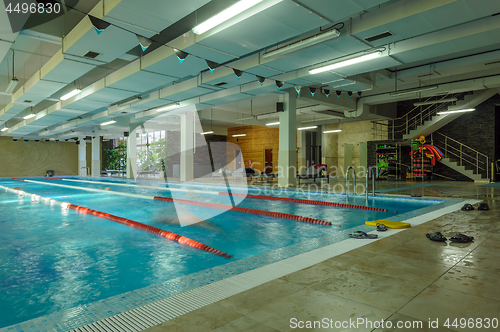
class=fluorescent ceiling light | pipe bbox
[263,29,340,59]
[201,131,214,135]
[309,51,382,75]
[192,0,263,35]
[390,85,438,96]
[61,89,81,101]
[413,97,457,106]
[437,108,475,115]
[156,103,180,112]
[117,96,142,106]
[266,122,279,126]
[1,127,8,132]
[323,129,342,133]
[5,78,19,94]
[232,133,246,137]
[23,114,36,120]
[297,126,318,130]
[235,116,255,122]
[101,120,116,126]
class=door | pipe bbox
[265,149,273,173]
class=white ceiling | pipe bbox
[0,0,500,139]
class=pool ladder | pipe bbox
[366,167,376,204]
[80,166,90,177]
[345,166,355,202]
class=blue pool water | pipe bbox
[0,177,442,328]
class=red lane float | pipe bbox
[219,192,388,212]
[11,178,25,181]
[67,203,232,258]
[153,196,332,226]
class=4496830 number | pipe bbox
[444,318,498,329]
[6,2,61,14]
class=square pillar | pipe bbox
[126,130,137,179]
[278,92,297,187]
[91,136,101,177]
[78,137,87,176]
[180,110,195,182]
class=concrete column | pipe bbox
[91,136,101,177]
[78,137,87,176]
[278,92,297,187]
[319,125,326,165]
[126,130,137,179]
[297,130,307,174]
[180,110,195,182]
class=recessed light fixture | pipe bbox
[156,103,180,112]
[1,127,8,132]
[266,122,280,126]
[297,126,318,130]
[232,133,246,137]
[101,120,116,126]
[23,114,36,120]
[201,131,214,135]
[61,89,81,101]
[309,51,382,75]
[437,108,475,115]
[323,129,342,133]
[192,0,264,35]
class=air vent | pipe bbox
[84,51,101,59]
[213,82,227,87]
[484,60,500,66]
[365,31,394,43]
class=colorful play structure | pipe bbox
[410,136,444,180]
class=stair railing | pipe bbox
[373,94,463,140]
[433,132,489,179]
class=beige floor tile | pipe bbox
[373,313,457,332]
[212,316,279,332]
[309,269,430,311]
[456,249,500,274]
[398,285,500,331]
[143,304,242,332]
[433,266,500,301]
[353,252,452,283]
[247,288,393,332]
[217,279,304,315]
[387,241,471,265]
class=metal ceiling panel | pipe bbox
[244,65,283,77]
[198,1,328,57]
[41,59,96,84]
[85,87,137,104]
[395,41,461,64]
[107,70,178,93]
[64,99,109,112]
[299,72,345,85]
[243,82,293,96]
[202,93,254,108]
[183,44,237,64]
[131,98,177,111]
[145,55,207,78]
[298,0,391,22]
[25,80,66,97]
[63,25,139,64]
[105,0,211,37]
[165,86,214,102]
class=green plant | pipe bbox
[103,141,127,170]
[137,138,171,172]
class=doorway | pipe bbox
[264,149,273,173]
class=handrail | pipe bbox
[346,166,355,202]
[366,167,376,204]
[435,132,488,159]
[434,140,486,166]
[435,143,486,171]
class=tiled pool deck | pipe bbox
[2,179,498,332]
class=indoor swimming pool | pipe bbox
[0,177,447,330]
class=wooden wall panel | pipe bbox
[227,125,281,173]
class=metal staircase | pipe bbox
[432,132,490,182]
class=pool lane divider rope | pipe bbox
[219,192,388,212]
[13,178,332,226]
[153,196,332,226]
[4,182,232,258]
